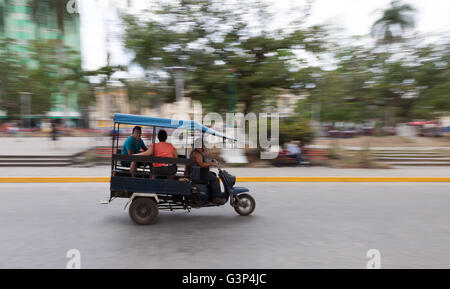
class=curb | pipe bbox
[238,177,450,182]
[0,177,450,183]
[0,177,109,183]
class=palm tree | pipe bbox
[371,0,416,44]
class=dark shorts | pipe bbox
[153,165,178,176]
[120,161,146,168]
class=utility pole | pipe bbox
[169,66,186,102]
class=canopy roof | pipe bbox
[114,113,235,140]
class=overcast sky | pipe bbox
[78,0,450,72]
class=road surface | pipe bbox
[0,182,449,268]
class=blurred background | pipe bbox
[0,0,449,168]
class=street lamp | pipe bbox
[229,69,238,113]
[167,66,187,102]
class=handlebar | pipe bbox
[211,159,221,171]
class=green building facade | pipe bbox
[0,0,82,121]
[0,0,81,55]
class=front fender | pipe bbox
[231,187,249,195]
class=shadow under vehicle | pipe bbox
[102,114,256,225]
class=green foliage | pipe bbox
[297,39,450,124]
[24,40,90,114]
[279,116,314,145]
[122,0,327,113]
[1,0,448,127]
[121,0,448,126]
[0,38,26,115]
[0,38,92,116]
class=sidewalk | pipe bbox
[2,137,449,156]
[0,137,108,156]
[0,166,449,177]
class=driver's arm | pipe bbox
[193,152,216,168]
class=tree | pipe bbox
[0,38,27,115]
[279,116,314,145]
[410,42,450,119]
[297,36,450,125]
[20,40,90,115]
[122,0,326,113]
[296,45,388,123]
[371,0,416,44]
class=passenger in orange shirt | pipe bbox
[135,130,178,178]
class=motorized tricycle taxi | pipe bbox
[102,113,256,225]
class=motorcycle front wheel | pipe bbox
[233,194,256,216]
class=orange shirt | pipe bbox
[151,142,176,167]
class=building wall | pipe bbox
[94,86,131,127]
[0,0,82,119]
[0,0,81,54]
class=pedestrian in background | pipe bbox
[50,122,59,149]
[286,141,303,166]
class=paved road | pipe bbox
[1,183,450,268]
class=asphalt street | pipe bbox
[1,182,450,268]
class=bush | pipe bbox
[279,117,315,145]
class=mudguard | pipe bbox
[231,187,249,195]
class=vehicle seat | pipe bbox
[113,168,149,178]
[188,166,208,184]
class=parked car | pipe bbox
[327,129,359,138]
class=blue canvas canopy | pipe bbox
[114,113,235,140]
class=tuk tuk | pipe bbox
[102,113,256,225]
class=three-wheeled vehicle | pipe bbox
[102,113,256,225]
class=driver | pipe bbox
[191,138,226,205]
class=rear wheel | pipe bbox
[233,194,255,216]
[129,198,159,225]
